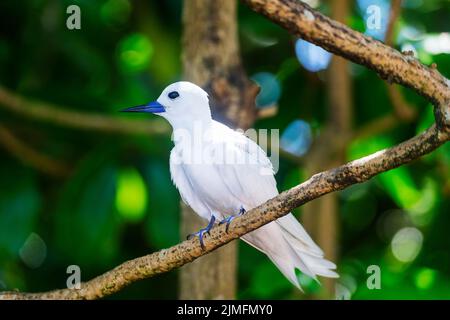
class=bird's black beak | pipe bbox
[121,101,165,113]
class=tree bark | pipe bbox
[179,0,258,299]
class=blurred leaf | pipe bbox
[416,105,435,134]
[378,167,421,210]
[54,158,120,267]
[100,0,131,27]
[342,191,377,232]
[250,260,291,298]
[347,135,392,160]
[0,168,40,259]
[408,178,438,226]
[143,161,179,248]
[19,232,47,269]
[296,269,321,294]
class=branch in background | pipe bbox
[257,103,278,119]
[0,86,169,136]
[0,124,447,300]
[385,0,402,47]
[180,0,255,299]
[386,83,418,121]
[0,85,297,168]
[0,125,70,177]
[353,114,398,140]
[241,0,449,130]
[354,0,417,139]
[384,0,417,122]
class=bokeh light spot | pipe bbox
[280,120,312,157]
[115,168,148,222]
[19,233,47,269]
[295,39,332,72]
[118,33,153,73]
[251,72,281,107]
[422,33,450,55]
[414,268,437,290]
[391,227,423,263]
[335,283,352,300]
[397,26,424,43]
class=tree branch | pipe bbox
[0,86,169,136]
[1,124,447,300]
[0,125,70,177]
[385,0,402,47]
[241,0,449,129]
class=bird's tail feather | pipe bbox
[241,213,338,290]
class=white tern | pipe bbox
[123,81,338,289]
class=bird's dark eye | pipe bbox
[168,91,180,99]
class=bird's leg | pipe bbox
[186,215,216,250]
[219,206,246,233]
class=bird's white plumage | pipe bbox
[157,82,337,288]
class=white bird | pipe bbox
[123,81,338,289]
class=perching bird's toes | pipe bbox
[219,207,246,233]
[219,216,235,233]
[186,215,216,250]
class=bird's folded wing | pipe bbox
[211,130,324,256]
[210,131,279,209]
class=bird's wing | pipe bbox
[209,122,278,209]
[210,122,324,256]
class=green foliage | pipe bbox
[143,161,180,248]
[115,167,148,223]
[54,155,121,267]
[0,167,41,258]
[118,33,154,74]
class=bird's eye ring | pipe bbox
[168,91,180,100]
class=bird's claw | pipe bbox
[219,216,235,233]
[219,206,246,233]
[187,215,216,250]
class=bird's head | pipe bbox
[122,81,212,130]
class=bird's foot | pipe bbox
[219,216,235,233]
[219,206,246,233]
[187,215,216,250]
